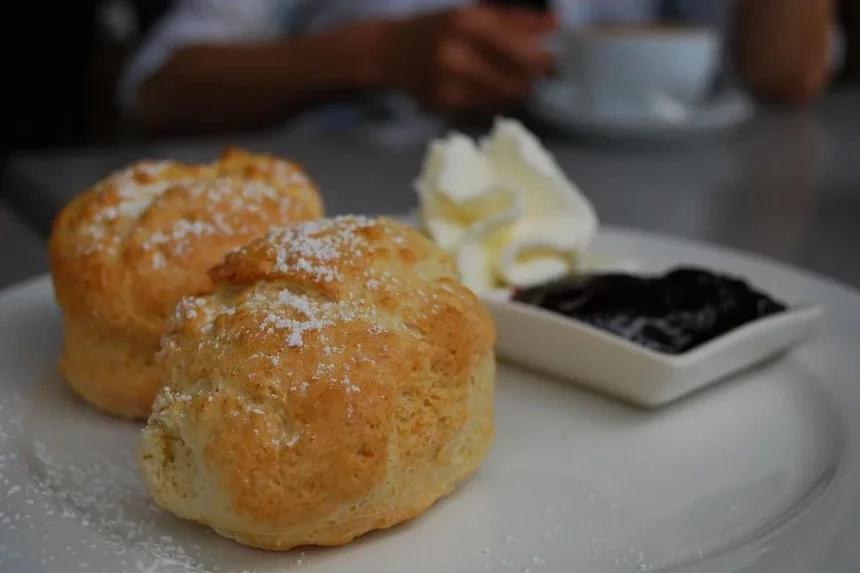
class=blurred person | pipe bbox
[8,1,103,150]
[119,0,838,136]
[840,0,859,81]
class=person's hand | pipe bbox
[384,5,557,114]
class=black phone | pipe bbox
[482,0,550,12]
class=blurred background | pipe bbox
[2,0,860,291]
[2,5,860,572]
[6,0,859,151]
[9,1,169,150]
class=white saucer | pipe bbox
[528,80,754,141]
[1,227,860,572]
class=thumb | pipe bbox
[497,8,559,34]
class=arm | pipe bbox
[731,0,834,104]
[137,21,393,135]
[126,2,553,134]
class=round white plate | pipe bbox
[2,228,859,573]
[528,81,753,141]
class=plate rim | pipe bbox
[2,225,860,572]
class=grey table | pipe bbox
[2,87,859,289]
[0,90,859,572]
[0,203,47,290]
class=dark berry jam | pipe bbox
[512,267,787,354]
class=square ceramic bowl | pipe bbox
[482,290,822,408]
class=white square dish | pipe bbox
[482,291,822,408]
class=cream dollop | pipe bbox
[415,118,599,294]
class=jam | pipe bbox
[511,267,788,354]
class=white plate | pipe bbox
[2,227,860,573]
[528,80,753,141]
[484,287,821,408]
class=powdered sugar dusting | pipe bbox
[258,290,337,348]
[171,296,227,335]
[81,162,175,244]
[0,385,328,572]
[265,215,379,279]
[158,216,402,431]
[76,156,315,263]
[0,392,218,572]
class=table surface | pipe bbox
[2,87,859,291]
[0,204,47,290]
[0,89,859,571]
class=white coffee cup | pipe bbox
[549,26,722,118]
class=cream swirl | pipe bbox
[416,118,599,294]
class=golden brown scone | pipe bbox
[139,216,496,550]
[49,148,324,419]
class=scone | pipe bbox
[139,216,496,550]
[49,148,324,419]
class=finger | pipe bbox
[455,8,554,78]
[472,31,554,84]
[496,8,559,34]
[439,40,531,100]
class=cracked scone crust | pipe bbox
[48,148,324,419]
[139,216,496,551]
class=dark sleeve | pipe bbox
[661,0,734,29]
[7,1,101,150]
[132,0,174,35]
[841,0,860,80]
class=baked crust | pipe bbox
[139,216,496,550]
[48,148,324,418]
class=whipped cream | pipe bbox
[415,118,599,295]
